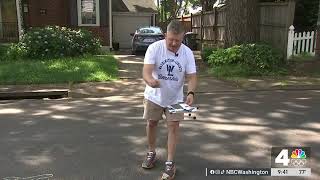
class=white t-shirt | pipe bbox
[144,40,196,107]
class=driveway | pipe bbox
[115,52,145,79]
[113,51,238,93]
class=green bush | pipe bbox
[7,26,102,59]
[0,44,22,61]
[0,45,9,61]
[6,43,27,60]
[202,47,216,62]
[208,44,284,72]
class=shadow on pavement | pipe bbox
[0,91,319,179]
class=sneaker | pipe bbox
[161,161,176,180]
[141,151,157,169]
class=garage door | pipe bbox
[113,14,152,49]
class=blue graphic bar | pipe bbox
[205,168,271,176]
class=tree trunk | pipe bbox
[164,0,167,23]
[225,0,259,47]
[204,0,214,11]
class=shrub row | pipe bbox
[6,26,102,59]
[207,44,284,72]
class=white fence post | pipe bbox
[310,31,315,55]
[287,25,317,58]
[15,0,23,40]
[287,25,295,59]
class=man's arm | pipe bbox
[186,73,197,92]
[185,73,197,105]
[143,64,160,88]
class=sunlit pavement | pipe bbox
[0,90,319,180]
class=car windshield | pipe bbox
[137,27,162,34]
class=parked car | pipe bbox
[183,32,198,50]
[130,26,164,55]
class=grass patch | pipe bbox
[222,76,320,89]
[291,53,315,62]
[0,55,118,85]
[209,64,288,78]
[294,52,313,58]
[288,58,320,76]
[210,64,253,77]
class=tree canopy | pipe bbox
[157,0,219,22]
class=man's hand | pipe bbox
[147,78,160,88]
[185,94,194,105]
[186,73,197,106]
[143,64,160,88]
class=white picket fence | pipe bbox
[287,25,316,59]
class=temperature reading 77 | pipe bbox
[275,149,290,166]
[299,170,307,174]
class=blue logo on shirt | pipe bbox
[159,59,182,72]
[158,58,182,82]
[167,65,175,76]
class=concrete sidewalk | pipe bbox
[0,77,240,99]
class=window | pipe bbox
[137,27,163,34]
[77,0,100,26]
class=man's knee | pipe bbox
[167,121,179,131]
[147,120,159,128]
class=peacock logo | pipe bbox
[291,149,306,159]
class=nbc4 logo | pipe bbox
[275,148,307,166]
[291,149,306,159]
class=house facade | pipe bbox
[0,0,112,47]
[0,0,157,49]
[23,0,112,46]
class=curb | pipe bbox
[1,87,319,100]
[0,83,320,100]
[0,90,69,100]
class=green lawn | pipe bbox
[0,55,118,85]
[209,64,288,78]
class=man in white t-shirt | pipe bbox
[141,20,197,180]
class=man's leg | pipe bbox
[161,110,183,179]
[161,120,180,179]
[147,120,159,152]
[165,109,183,162]
[167,121,180,161]
[142,99,163,169]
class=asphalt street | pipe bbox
[0,90,319,180]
